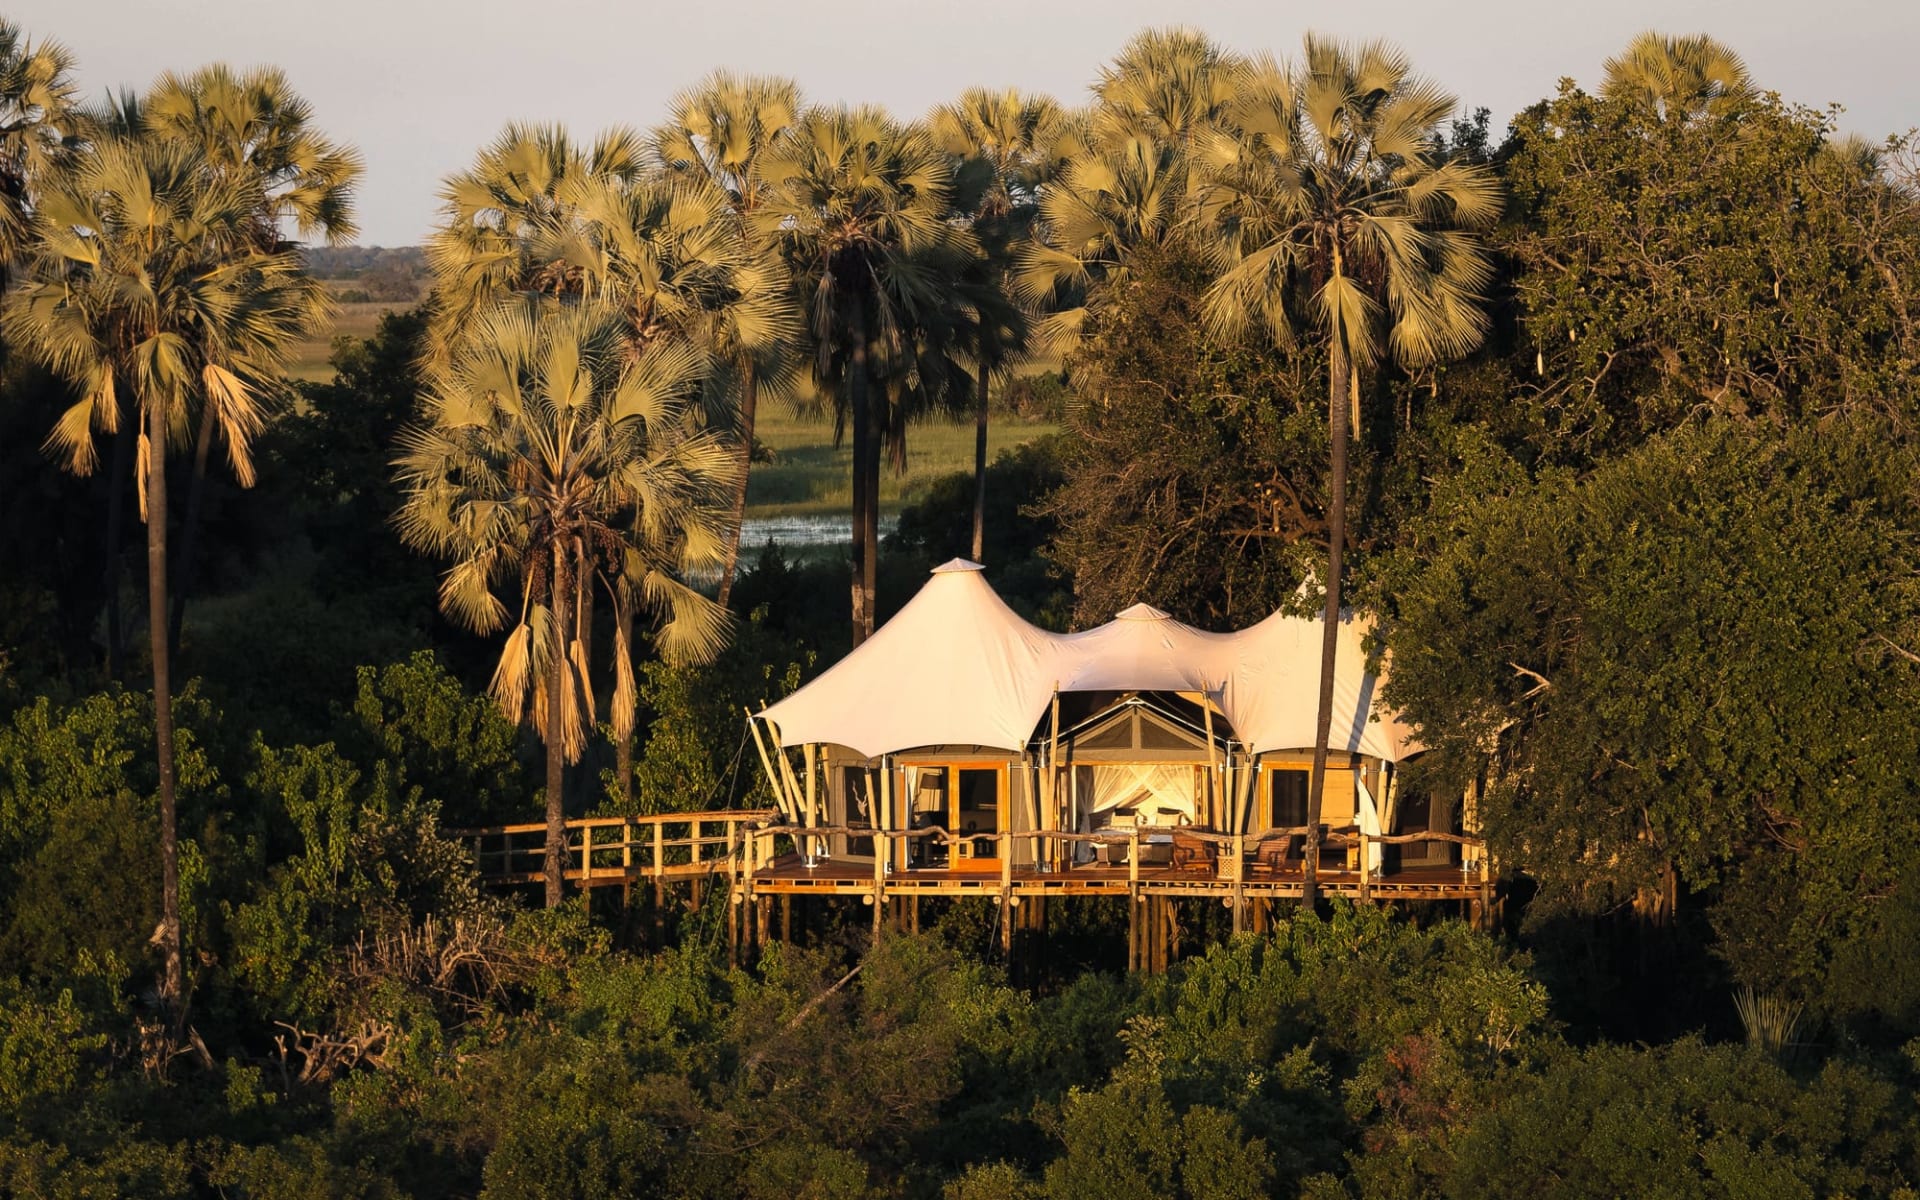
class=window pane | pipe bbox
[1270,769,1309,828]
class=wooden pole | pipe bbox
[1046,689,1061,869]
[621,820,633,911]
[774,738,806,828]
[781,894,792,945]
[1127,893,1139,974]
[1232,825,1245,936]
[745,713,791,819]
[1000,831,1015,955]
[1128,826,1142,973]
[1358,830,1371,903]
[580,824,593,917]
[1201,681,1221,830]
[871,768,883,936]
[804,743,818,856]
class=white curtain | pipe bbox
[1356,776,1384,873]
[1081,765,1198,827]
[904,767,947,819]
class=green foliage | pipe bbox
[0,982,103,1111]
[888,437,1072,628]
[620,610,812,814]
[6,20,1920,1200]
[1042,244,1335,628]
[1382,419,1920,1014]
[342,651,530,826]
[1503,87,1920,459]
[1435,1040,1918,1200]
[0,687,223,977]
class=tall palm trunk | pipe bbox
[1304,333,1351,911]
[166,403,217,661]
[545,545,569,908]
[862,386,880,634]
[147,396,185,1022]
[971,358,989,562]
[613,590,634,803]
[716,358,757,608]
[849,310,875,646]
[103,417,136,680]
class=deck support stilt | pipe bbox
[1127,890,1140,974]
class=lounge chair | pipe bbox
[1170,828,1217,871]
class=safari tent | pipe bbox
[751,560,1460,878]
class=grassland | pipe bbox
[293,298,1058,516]
[748,407,1059,516]
[289,300,405,382]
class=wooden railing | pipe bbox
[450,810,781,886]
[452,811,1486,905]
[761,822,1486,895]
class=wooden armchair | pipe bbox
[1170,828,1218,871]
[1255,831,1308,874]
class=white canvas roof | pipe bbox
[756,560,1420,762]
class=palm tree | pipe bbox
[0,18,80,279]
[931,87,1063,561]
[756,104,972,645]
[5,134,316,1021]
[1196,38,1500,904]
[1601,31,1752,121]
[143,63,359,654]
[425,123,648,349]
[396,301,733,906]
[1018,29,1241,356]
[654,72,804,606]
[428,124,782,800]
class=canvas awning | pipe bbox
[756,560,1421,762]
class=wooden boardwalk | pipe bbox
[452,811,1495,970]
[452,811,1493,928]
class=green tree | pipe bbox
[1196,38,1499,899]
[141,63,361,654]
[1038,243,1330,628]
[0,18,79,280]
[654,71,805,607]
[930,87,1064,561]
[429,124,786,795]
[1600,30,1752,121]
[756,104,974,644]
[4,132,322,1023]
[1502,83,1920,458]
[424,122,647,347]
[1018,29,1242,355]
[1379,420,1920,1007]
[395,301,732,906]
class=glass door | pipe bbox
[953,767,1004,868]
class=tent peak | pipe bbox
[931,558,985,574]
[1114,602,1171,621]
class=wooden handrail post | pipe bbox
[1231,829,1245,935]
[652,821,664,879]
[872,831,886,940]
[1000,830,1014,950]
[1358,831,1371,903]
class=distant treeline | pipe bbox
[301,244,427,301]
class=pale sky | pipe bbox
[24,0,1920,246]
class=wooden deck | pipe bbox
[449,811,1497,967]
[751,854,1483,901]
[452,811,1489,904]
